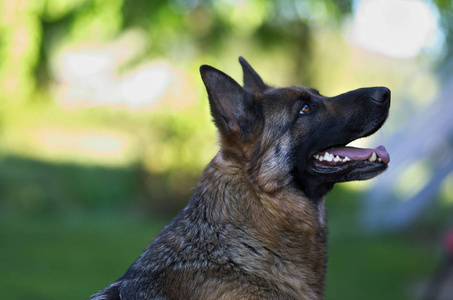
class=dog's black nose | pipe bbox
[370,87,391,104]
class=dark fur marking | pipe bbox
[89,57,390,300]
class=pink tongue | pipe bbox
[322,145,390,163]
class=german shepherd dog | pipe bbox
[89,57,390,300]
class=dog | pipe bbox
[89,57,390,300]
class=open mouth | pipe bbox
[312,145,390,165]
[307,144,390,182]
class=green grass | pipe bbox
[325,188,437,300]
[326,233,434,300]
[0,156,438,299]
[0,214,171,300]
[0,208,437,300]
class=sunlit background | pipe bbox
[1,0,452,299]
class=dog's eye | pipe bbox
[300,104,310,114]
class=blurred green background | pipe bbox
[1,0,453,299]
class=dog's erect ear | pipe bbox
[200,65,258,138]
[239,56,267,92]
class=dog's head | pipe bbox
[200,57,390,199]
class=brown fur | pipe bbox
[194,153,327,298]
[89,57,390,300]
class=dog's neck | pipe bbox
[205,152,328,228]
[189,152,328,298]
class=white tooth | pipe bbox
[314,155,319,159]
[378,157,382,162]
[319,156,323,161]
[334,155,341,162]
[369,151,377,162]
[344,156,351,162]
[323,152,331,161]
[329,153,335,161]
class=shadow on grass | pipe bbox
[0,155,181,299]
[0,155,197,217]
